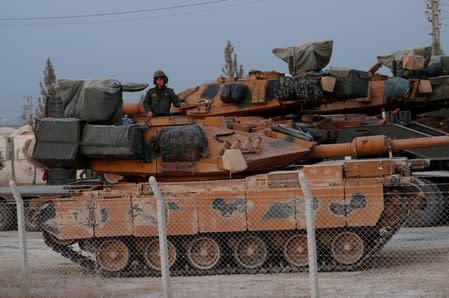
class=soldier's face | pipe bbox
[155,77,165,88]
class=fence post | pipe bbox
[298,171,319,298]
[148,176,172,298]
[7,137,16,182]
[9,180,30,297]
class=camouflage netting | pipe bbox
[60,79,124,125]
[275,77,323,105]
[149,124,208,162]
[272,40,333,74]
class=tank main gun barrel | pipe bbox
[123,103,145,116]
[308,135,449,159]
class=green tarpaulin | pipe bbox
[377,46,432,74]
[59,79,148,125]
[272,40,333,74]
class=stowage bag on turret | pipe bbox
[327,68,371,99]
[80,124,146,160]
[376,46,432,77]
[220,83,249,104]
[150,124,208,162]
[60,79,123,125]
[32,118,87,169]
[384,77,410,103]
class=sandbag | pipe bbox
[80,124,145,160]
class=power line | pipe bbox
[0,0,232,21]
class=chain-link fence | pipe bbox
[1,175,449,297]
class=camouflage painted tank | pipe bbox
[30,133,449,276]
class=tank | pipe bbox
[285,43,449,227]
[119,44,449,171]
[29,131,449,276]
[28,42,449,276]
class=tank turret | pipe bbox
[33,112,449,182]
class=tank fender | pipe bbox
[35,201,57,234]
[396,180,427,211]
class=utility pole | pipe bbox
[426,0,442,55]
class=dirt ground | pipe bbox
[1,227,448,298]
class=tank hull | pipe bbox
[33,157,425,275]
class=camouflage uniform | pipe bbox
[143,86,181,116]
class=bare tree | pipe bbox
[22,96,34,126]
[22,95,45,126]
[35,97,46,119]
[221,40,244,78]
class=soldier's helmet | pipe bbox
[153,70,168,84]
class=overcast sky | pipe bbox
[1,0,447,125]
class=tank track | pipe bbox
[42,223,401,278]
[41,187,411,277]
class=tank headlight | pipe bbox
[390,174,401,185]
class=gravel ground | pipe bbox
[1,227,448,298]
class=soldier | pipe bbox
[143,70,181,117]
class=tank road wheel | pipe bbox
[96,239,130,273]
[187,237,221,270]
[405,179,447,227]
[143,239,177,270]
[331,232,365,265]
[283,234,308,267]
[234,236,267,269]
[102,173,124,185]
